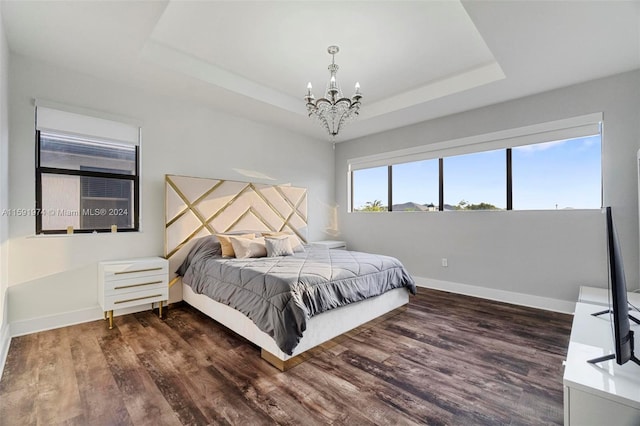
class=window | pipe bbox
[392,159,439,212]
[443,149,505,210]
[348,114,602,213]
[352,166,388,211]
[512,135,601,210]
[35,106,140,233]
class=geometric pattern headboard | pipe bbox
[164,174,308,298]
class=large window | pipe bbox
[349,121,602,213]
[35,106,140,234]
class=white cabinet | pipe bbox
[563,300,640,425]
[310,240,347,250]
[98,257,168,329]
[579,286,640,307]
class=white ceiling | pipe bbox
[1,1,639,143]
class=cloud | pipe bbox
[514,135,599,154]
[515,139,568,153]
[578,136,600,150]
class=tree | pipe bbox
[465,202,499,210]
[454,199,500,210]
[454,200,468,210]
[358,200,387,212]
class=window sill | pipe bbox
[28,230,142,239]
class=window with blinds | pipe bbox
[35,105,140,234]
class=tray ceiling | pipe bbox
[2,1,638,142]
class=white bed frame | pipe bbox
[165,174,409,370]
[183,284,408,369]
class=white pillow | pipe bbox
[229,236,267,259]
[216,233,255,257]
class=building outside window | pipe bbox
[35,106,140,234]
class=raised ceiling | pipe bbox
[2,1,639,142]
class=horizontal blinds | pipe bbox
[36,106,139,145]
[350,113,602,171]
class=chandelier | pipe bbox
[304,46,362,138]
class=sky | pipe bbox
[352,135,602,210]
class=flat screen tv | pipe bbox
[588,206,639,366]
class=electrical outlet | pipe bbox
[441,258,448,267]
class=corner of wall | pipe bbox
[0,1,12,379]
[0,295,10,381]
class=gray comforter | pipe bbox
[181,244,416,355]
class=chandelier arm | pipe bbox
[335,97,353,105]
[336,109,353,133]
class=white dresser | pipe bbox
[578,285,640,307]
[563,290,640,425]
[98,257,169,329]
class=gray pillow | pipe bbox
[265,236,294,257]
[261,232,305,252]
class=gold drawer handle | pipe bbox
[114,267,163,275]
[114,280,163,290]
[114,294,163,304]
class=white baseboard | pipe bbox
[10,304,155,338]
[0,322,10,380]
[5,278,574,344]
[414,276,575,314]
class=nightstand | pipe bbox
[98,257,169,329]
[310,240,347,250]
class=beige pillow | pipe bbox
[216,233,255,257]
[261,232,305,252]
[229,236,267,259]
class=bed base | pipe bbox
[260,303,408,371]
[182,283,409,371]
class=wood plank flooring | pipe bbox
[0,289,572,425]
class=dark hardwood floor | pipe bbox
[0,289,572,425]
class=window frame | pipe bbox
[35,130,140,234]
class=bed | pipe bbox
[165,174,415,370]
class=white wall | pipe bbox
[0,3,10,371]
[335,70,640,307]
[7,53,335,325]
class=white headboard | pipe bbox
[164,174,308,302]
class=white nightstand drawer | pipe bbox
[104,273,167,295]
[101,258,168,281]
[105,288,167,311]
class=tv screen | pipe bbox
[588,207,639,366]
